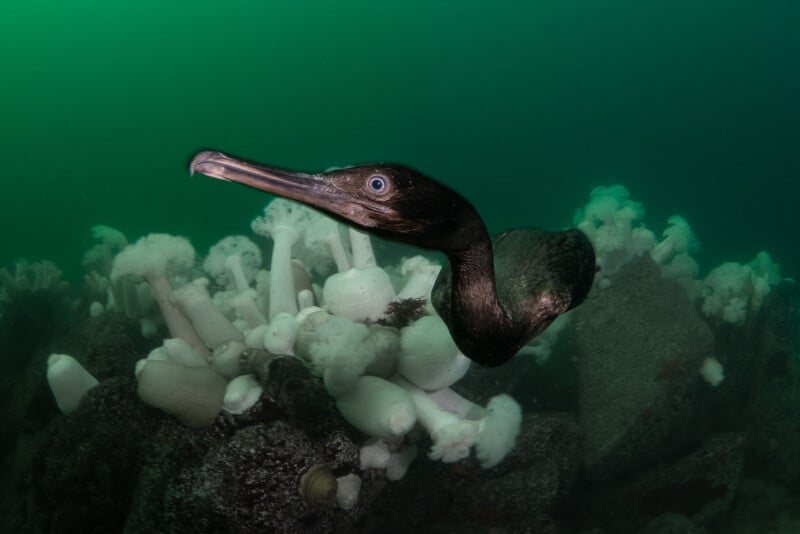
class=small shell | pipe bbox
[298,464,338,507]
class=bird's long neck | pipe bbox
[445,229,515,366]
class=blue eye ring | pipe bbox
[367,174,388,194]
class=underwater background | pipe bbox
[2,1,800,533]
[1,0,797,282]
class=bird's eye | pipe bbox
[366,175,388,194]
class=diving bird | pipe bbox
[190,151,596,367]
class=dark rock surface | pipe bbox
[360,412,582,533]
[577,433,745,533]
[3,267,800,533]
[574,257,715,481]
[719,477,800,533]
[21,374,375,533]
[741,281,800,483]
[6,313,376,534]
[639,512,709,534]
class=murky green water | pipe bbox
[1,1,797,279]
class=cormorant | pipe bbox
[190,150,596,367]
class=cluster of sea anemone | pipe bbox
[574,184,781,326]
[44,181,786,508]
[46,197,525,508]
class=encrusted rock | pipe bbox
[574,256,714,480]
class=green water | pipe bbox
[1,1,798,280]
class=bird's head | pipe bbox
[190,151,484,252]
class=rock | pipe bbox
[743,281,800,483]
[15,324,375,534]
[579,433,745,532]
[640,513,708,534]
[574,257,715,480]
[25,378,153,532]
[126,420,373,533]
[717,477,800,532]
[360,412,582,533]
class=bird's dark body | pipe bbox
[432,227,595,366]
[190,150,597,367]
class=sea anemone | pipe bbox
[111,233,207,356]
[202,235,262,290]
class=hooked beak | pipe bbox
[189,150,337,206]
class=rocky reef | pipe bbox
[1,247,799,533]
